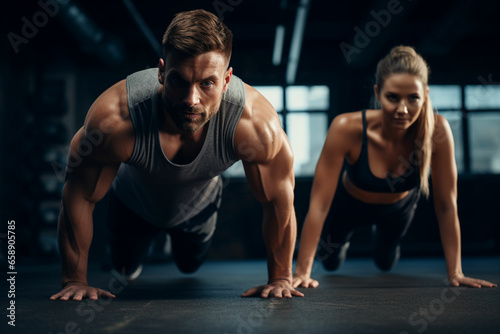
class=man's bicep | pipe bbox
[242,140,294,205]
[67,162,120,204]
[64,128,121,204]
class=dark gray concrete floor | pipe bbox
[2,257,499,334]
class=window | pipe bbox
[224,85,330,178]
[253,86,284,112]
[429,85,461,109]
[465,85,500,109]
[465,85,500,173]
[428,84,500,174]
[285,86,330,111]
[287,113,328,175]
[469,113,500,173]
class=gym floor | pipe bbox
[3,256,499,334]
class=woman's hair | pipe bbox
[162,9,233,66]
[375,46,435,197]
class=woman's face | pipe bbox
[375,73,428,131]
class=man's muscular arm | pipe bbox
[50,81,133,300]
[237,85,303,298]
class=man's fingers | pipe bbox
[50,292,63,300]
[269,287,303,298]
[60,291,73,301]
[243,283,304,298]
[51,286,117,301]
[102,290,117,298]
[72,291,85,301]
[260,287,272,298]
[283,289,292,298]
[241,287,259,297]
[88,290,99,300]
[269,288,283,299]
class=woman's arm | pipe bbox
[431,115,496,288]
[293,115,353,288]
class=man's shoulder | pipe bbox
[221,74,246,108]
[235,83,284,163]
[85,80,133,143]
[126,68,159,107]
[68,79,134,164]
[240,83,278,124]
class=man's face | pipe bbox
[159,50,232,133]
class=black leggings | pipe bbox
[319,179,420,270]
[107,189,220,275]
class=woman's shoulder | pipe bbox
[332,110,359,126]
[434,113,448,126]
[331,109,379,133]
[322,109,378,158]
[431,113,453,145]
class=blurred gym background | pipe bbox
[1,0,499,266]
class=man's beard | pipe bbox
[164,98,220,133]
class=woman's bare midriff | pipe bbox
[342,171,410,204]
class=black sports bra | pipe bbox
[345,110,420,193]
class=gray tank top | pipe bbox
[112,68,246,228]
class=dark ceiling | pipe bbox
[3,0,500,85]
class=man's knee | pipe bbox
[171,236,212,274]
[176,260,204,274]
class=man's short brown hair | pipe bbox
[162,9,233,66]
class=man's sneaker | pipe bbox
[122,264,143,281]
